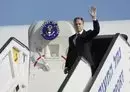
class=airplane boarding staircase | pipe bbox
[0,33,130,92]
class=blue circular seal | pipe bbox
[41,21,59,40]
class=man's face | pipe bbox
[74,19,84,33]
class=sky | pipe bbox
[0,0,130,26]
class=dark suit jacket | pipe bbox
[65,20,100,70]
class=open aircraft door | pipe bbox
[58,33,130,92]
[0,37,30,92]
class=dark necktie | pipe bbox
[73,34,80,45]
[77,33,80,37]
[76,34,80,44]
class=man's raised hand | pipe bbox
[89,6,97,20]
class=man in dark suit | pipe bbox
[64,6,100,75]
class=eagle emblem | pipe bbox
[41,21,59,40]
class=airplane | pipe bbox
[0,20,130,92]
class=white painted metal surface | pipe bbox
[0,20,130,92]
